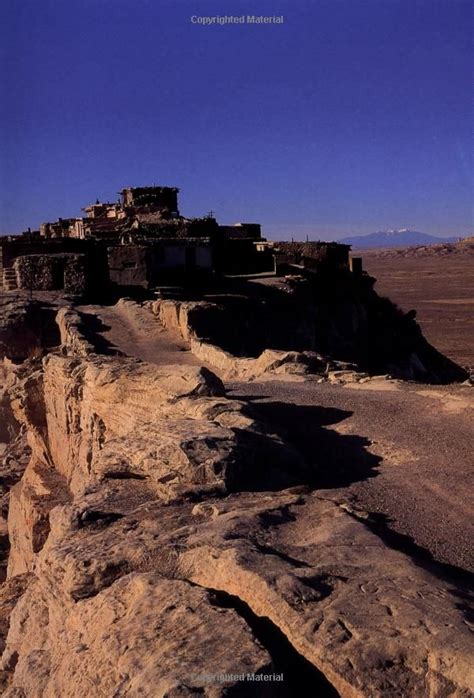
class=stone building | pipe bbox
[40,218,82,239]
[108,239,214,289]
[274,241,351,273]
[0,236,108,294]
[14,253,89,295]
[120,186,179,214]
[0,184,355,294]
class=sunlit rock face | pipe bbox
[0,303,472,697]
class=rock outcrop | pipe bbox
[3,483,473,696]
[149,299,360,381]
[4,571,276,697]
[0,304,472,696]
[146,269,467,384]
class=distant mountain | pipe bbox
[338,229,460,248]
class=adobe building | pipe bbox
[0,184,356,294]
[0,185,274,293]
[274,241,351,273]
[120,186,179,214]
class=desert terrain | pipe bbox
[77,300,474,573]
[361,237,474,369]
[0,250,473,696]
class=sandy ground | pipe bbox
[77,302,202,368]
[362,254,474,368]
[80,302,474,578]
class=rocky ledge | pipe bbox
[0,307,472,696]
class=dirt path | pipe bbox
[228,379,474,576]
[77,302,202,368]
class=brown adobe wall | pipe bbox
[107,245,148,288]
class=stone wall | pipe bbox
[275,241,350,270]
[107,242,213,289]
[14,254,88,294]
[107,245,148,288]
[0,239,109,297]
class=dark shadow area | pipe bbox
[209,588,340,697]
[75,312,125,356]
[78,509,125,528]
[34,302,62,349]
[451,588,474,626]
[158,270,468,384]
[227,428,309,493]
[239,399,381,489]
[0,297,61,362]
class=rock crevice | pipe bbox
[0,305,472,696]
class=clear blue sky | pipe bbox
[1,0,472,239]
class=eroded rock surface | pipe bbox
[3,483,473,696]
[0,303,472,696]
[4,572,275,697]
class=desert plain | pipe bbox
[363,239,474,369]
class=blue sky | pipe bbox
[0,0,472,239]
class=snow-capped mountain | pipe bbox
[338,229,460,248]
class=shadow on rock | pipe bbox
[77,312,124,356]
[239,399,381,489]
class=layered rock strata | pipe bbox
[0,306,472,696]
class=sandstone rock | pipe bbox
[0,573,31,693]
[2,482,276,696]
[253,350,311,376]
[181,493,474,697]
[4,345,304,592]
[7,459,69,577]
[2,303,471,696]
[39,354,299,499]
[149,300,366,383]
[3,574,274,697]
[328,370,369,384]
[55,306,96,356]
[0,362,34,579]
[4,482,472,696]
[0,360,20,441]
